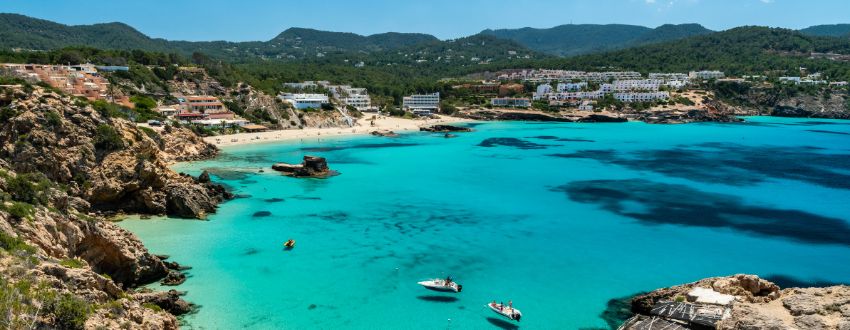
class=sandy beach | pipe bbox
[204,115,470,147]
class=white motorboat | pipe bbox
[488,302,522,322]
[417,278,462,293]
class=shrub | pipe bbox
[59,258,84,269]
[91,100,128,119]
[0,230,36,253]
[47,293,91,330]
[94,125,125,152]
[142,302,162,312]
[45,111,63,127]
[6,173,51,205]
[5,202,36,220]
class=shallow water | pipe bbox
[120,117,850,329]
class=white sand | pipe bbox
[204,115,470,147]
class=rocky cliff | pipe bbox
[0,85,229,218]
[620,274,850,330]
[0,84,227,329]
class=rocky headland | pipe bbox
[619,274,850,330]
[419,124,474,132]
[0,84,230,328]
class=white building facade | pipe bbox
[403,93,440,115]
[279,93,330,109]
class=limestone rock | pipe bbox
[273,155,338,178]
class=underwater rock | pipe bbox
[160,271,186,286]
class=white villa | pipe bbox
[279,93,330,109]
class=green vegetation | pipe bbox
[93,124,125,152]
[545,27,850,81]
[91,100,128,119]
[59,258,85,269]
[128,95,163,123]
[45,110,62,127]
[142,302,163,312]
[46,291,92,330]
[482,23,712,56]
[5,172,52,205]
[0,230,35,253]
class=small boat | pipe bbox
[488,301,522,322]
[417,277,462,293]
[283,239,296,249]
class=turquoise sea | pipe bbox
[120,117,850,329]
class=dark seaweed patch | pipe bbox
[417,295,459,303]
[763,275,847,288]
[233,194,253,199]
[600,293,642,330]
[557,138,595,142]
[551,143,850,190]
[556,179,850,246]
[290,195,321,200]
[202,167,253,181]
[528,135,559,140]
[252,211,272,218]
[264,198,285,203]
[479,137,548,150]
[242,248,259,256]
[239,179,259,185]
[306,211,348,223]
[308,304,317,310]
[807,129,850,136]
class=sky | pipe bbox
[2,0,849,41]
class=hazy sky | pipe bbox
[3,0,849,41]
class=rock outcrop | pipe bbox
[420,124,473,132]
[0,85,228,219]
[370,130,399,137]
[0,84,215,329]
[620,274,850,330]
[272,156,338,178]
[577,114,628,123]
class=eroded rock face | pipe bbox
[134,290,194,315]
[623,274,850,330]
[0,86,228,219]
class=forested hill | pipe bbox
[0,14,438,59]
[799,24,850,38]
[480,23,714,56]
[543,27,850,80]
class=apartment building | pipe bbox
[557,82,587,92]
[689,70,725,80]
[279,93,330,109]
[329,85,375,111]
[614,92,670,102]
[491,97,531,108]
[402,93,440,115]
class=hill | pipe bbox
[545,26,850,80]
[0,14,445,61]
[799,24,850,37]
[480,23,713,56]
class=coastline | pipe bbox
[204,115,471,147]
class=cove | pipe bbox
[120,117,850,329]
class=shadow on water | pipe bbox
[252,211,272,218]
[416,295,459,303]
[555,179,850,246]
[763,274,848,288]
[807,129,850,136]
[479,138,550,150]
[599,293,643,330]
[263,198,285,203]
[486,317,519,330]
[550,143,850,190]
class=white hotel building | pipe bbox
[403,93,440,115]
[329,85,375,111]
[279,93,330,109]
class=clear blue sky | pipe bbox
[3,0,849,41]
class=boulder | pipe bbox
[134,289,194,315]
[160,270,186,286]
[272,156,338,178]
[578,114,628,123]
[370,130,398,137]
[420,124,473,132]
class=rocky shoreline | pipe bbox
[0,85,230,328]
[618,274,850,330]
